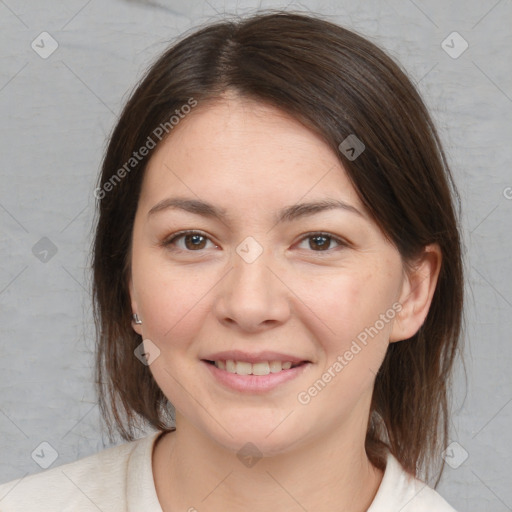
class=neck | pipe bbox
[153,413,384,511]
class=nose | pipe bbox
[213,243,291,333]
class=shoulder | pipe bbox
[368,451,458,512]
[0,431,163,512]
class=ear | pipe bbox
[129,275,143,336]
[390,243,442,343]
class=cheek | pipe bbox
[291,264,402,405]
[294,266,398,345]
[294,270,397,411]
[131,250,217,345]
[131,257,217,406]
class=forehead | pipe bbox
[139,96,364,217]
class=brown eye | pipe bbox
[163,231,216,252]
[183,233,207,250]
[297,232,346,252]
[309,235,331,251]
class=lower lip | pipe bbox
[202,361,310,393]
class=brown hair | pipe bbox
[92,10,464,486]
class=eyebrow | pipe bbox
[147,197,364,223]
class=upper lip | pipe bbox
[202,350,309,364]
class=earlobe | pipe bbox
[389,244,442,343]
[128,276,143,336]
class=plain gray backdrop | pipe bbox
[1,0,511,510]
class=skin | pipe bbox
[129,92,441,511]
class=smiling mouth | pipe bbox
[203,359,307,376]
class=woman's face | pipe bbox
[129,95,409,455]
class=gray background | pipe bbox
[0,0,511,510]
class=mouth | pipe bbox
[201,357,311,393]
[202,359,306,375]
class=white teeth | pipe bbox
[252,362,270,376]
[269,361,283,373]
[214,359,297,375]
[235,361,252,375]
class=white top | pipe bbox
[0,431,457,511]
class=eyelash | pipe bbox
[161,230,348,254]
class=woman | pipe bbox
[0,10,463,511]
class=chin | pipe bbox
[203,414,306,458]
